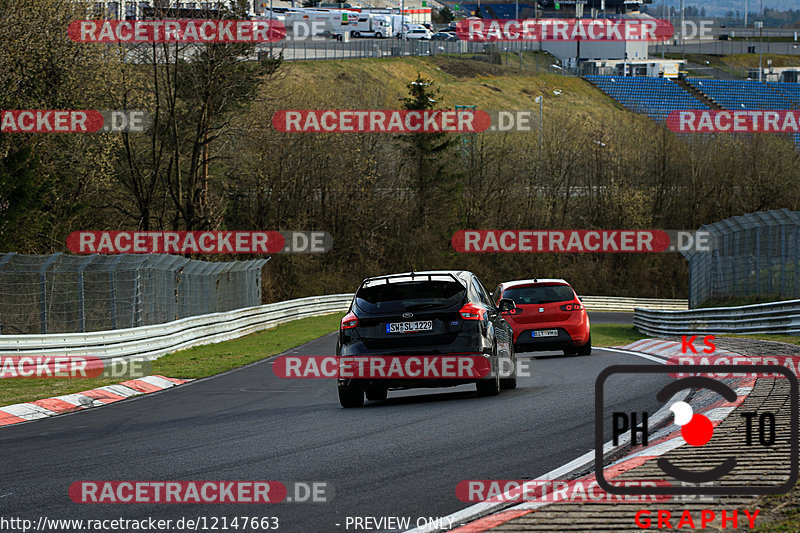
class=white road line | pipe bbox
[601,346,669,364]
[403,347,670,533]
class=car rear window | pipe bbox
[502,284,575,305]
[355,279,465,313]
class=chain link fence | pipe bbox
[682,209,800,308]
[262,39,571,73]
[0,254,268,334]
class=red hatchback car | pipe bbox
[492,279,591,356]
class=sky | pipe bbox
[648,0,800,17]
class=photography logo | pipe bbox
[594,365,799,495]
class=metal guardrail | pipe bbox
[634,299,800,337]
[0,294,354,360]
[0,294,686,361]
[580,296,687,313]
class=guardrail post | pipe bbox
[38,253,62,334]
[77,255,98,333]
[780,226,787,298]
[755,229,761,295]
[133,256,146,328]
[796,228,800,299]
[0,252,16,334]
[108,255,125,331]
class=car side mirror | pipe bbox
[498,298,516,313]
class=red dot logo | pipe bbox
[681,413,713,446]
[670,401,714,447]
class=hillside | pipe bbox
[264,52,636,125]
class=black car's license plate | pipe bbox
[386,321,433,333]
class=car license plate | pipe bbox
[533,329,559,338]
[386,321,433,333]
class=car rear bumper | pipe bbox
[338,330,490,357]
[508,313,590,351]
[513,328,578,352]
[336,352,495,388]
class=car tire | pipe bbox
[365,386,388,401]
[577,335,592,356]
[477,347,501,396]
[375,32,383,39]
[563,348,576,356]
[352,31,361,38]
[338,384,364,408]
[500,344,517,390]
[500,374,517,390]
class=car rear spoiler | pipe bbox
[358,272,463,290]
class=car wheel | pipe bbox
[577,335,592,356]
[477,346,501,396]
[338,384,364,408]
[375,32,383,39]
[352,31,361,38]
[500,344,517,390]
[500,374,517,389]
[365,385,388,401]
[563,348,576,356]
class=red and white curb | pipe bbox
[406,340,757,533]
[0,375,190,427]
[618,338,740,359]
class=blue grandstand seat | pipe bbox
[585,76,800,148]
[584,75,708,122]
[767,82,800,107]
[687,79,796,110]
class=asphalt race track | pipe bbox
[587,311,634,325]
[0,323,667,533]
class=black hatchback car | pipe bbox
[336,270,517,407]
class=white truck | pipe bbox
[345,13,393,38]
[388,14,411,38]
[283,9,345,39]
[282,9,395,39]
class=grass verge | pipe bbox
[0,313,341,407]
[591,324,647,348]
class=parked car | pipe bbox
[493,278,591,356]
[432,31,459,41]
[337,270,517,407]
[403,28,432,40]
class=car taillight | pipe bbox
[341,311,359,329]
[560,302,584,312]
[459,302,486,321]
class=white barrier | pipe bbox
[0,293,687,360]
[580,296,687,312]
[634,299,800,337]
[0,294,354,360]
